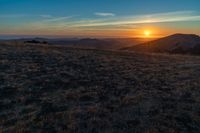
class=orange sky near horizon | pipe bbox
[1,25,197,39]
[0,1,200,38]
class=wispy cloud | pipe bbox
[43,16,74,22]
[0,14,74,22]
[1,10,200,36]
[23,10,200,34]
[74,11,200,27]
[95,12,115,17]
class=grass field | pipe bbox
[1,43,200,132]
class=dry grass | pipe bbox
[1,43,200,133]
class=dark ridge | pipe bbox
[122,34,200,55]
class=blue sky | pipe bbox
[0,0,200,38]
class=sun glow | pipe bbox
[144,30,151,37]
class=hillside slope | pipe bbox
[123,34,200,54]
[1,43,200,132]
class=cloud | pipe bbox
[1,10,200,36]
[29,10,198,32]
[44,16,74,22]
[95,12,115,17]
[74,11,200,27]
[0,13,74,22]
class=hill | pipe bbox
[1,43,200,132]
[123,34,200,54]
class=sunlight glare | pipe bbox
[144,30,151,37]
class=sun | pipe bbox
[144,30,151,37]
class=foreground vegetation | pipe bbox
[1,43,200,133]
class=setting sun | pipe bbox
[144,30,151,37]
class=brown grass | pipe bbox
[1,43,200,132]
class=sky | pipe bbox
[0,0,200,38]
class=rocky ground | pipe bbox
[1,43,200,133]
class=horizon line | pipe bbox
[0,33,199,40]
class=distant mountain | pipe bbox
[123,34,200,54]
[1,37,152,50]
[70,38,148,50]
[47,38,152,50]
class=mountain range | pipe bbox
[0,37,151,50]
[1,33,200,55]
